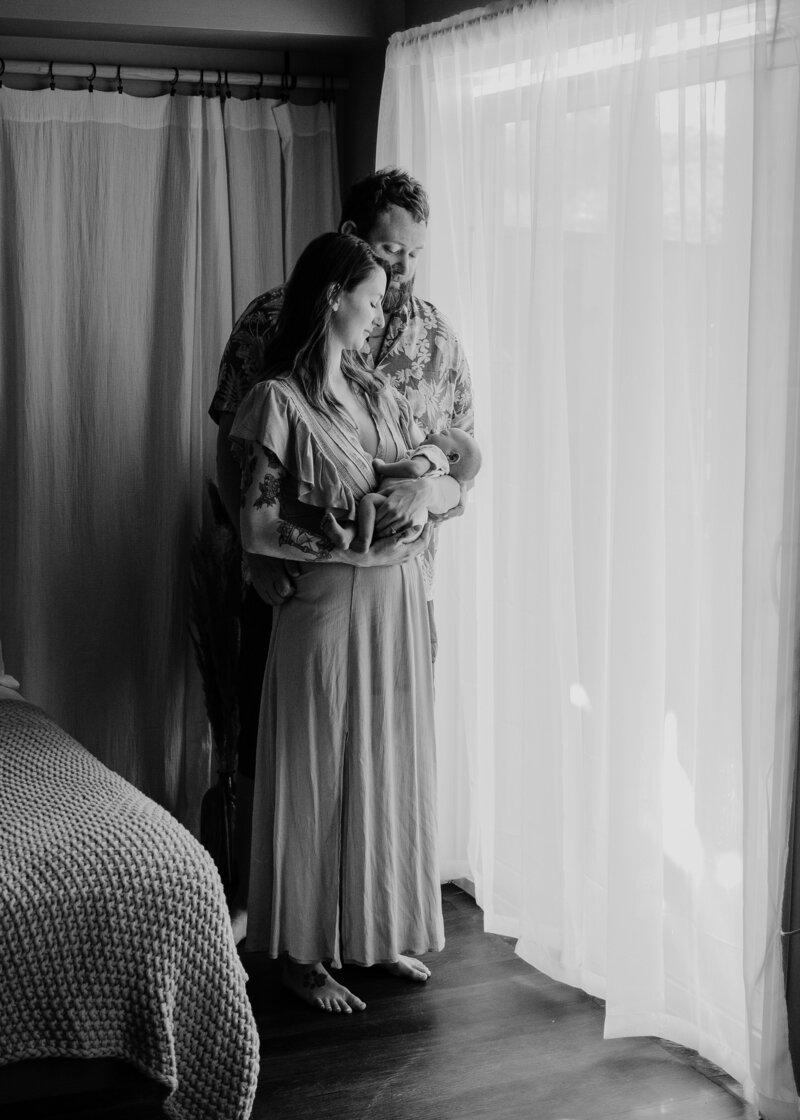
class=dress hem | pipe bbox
[246,943,446,969]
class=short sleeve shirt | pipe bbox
[209,286,284,423]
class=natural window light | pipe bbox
[471,3,772,95]
[380,0,800,1107]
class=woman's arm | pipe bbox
[240,441,427,567]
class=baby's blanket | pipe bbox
[0,699,259,1120]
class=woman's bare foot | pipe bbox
[380,955,431,982]
[282,959,366,1014]
[230,907,247,946]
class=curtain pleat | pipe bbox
[273,101,341,274]
[222,97,284,316]
[378,0,800,1110]
[0,84,340,830]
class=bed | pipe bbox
[0,665,260,1120]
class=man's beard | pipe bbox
[382,276,414,314]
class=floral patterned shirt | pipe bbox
[209,286,285,423]
[209,285,474,437]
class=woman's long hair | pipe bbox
[260,232,391,411]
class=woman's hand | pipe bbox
[372,476,460,535]
[343,524,432,567]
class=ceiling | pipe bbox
[0,0,408,68]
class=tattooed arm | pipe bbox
[240,440,429,567]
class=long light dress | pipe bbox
[231,376,444,968]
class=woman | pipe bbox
[231,233,462,1013]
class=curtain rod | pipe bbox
[391,1,531,46]
[0,59,349,92]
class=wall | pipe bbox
[404,0,484,27]
[346,0,484,181]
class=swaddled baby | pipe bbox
[322,427,481,553]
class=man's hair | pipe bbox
[260,232,390,409]
[339,167,430,236]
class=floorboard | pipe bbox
[242,885,759,1120]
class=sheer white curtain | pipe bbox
[0,85,340,826]
[378,0,800,1112]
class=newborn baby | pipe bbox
[323,427,481,553]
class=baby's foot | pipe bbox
[321,510,351,549]
[379,955,431,982]
[282,960,366,1013]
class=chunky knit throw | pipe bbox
[0,699,259,1120]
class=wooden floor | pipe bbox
[242,885,759,1120]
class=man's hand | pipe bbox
[434,482,469,523]
[246,552,297,606]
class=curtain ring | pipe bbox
[169,67,179,97]
[254,72,262,101]
[198,69,206,98]
[0,60,5,89]
[281,51,291,103]
[116,64,123,94]
[87,63,96,93]
[48,61,56,91]
[224,70,231,99]
[215,69,222,99]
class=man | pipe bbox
[210,167,474,940]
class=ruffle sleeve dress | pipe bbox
[231,376,444,968]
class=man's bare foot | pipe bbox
[230,907,247,946]
[380,955,431,982]
[282,959,366,1014]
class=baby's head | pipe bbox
[426,428,482,483]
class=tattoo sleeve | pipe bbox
[254,473,281,510]
[241,440,339,562]
[278,521,334,561]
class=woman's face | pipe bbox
[330,266,387,351]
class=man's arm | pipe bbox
[212,285,290,601]
[437,325,476,520]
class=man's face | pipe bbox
[365,204,427,313]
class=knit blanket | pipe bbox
[0,699,259,1120]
